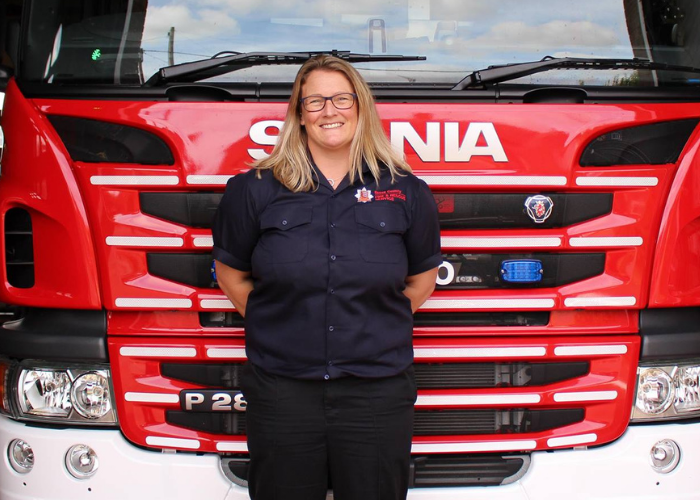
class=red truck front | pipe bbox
[1,0,700,498]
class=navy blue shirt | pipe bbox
[212,162,442,380]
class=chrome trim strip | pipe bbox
[200,299,235,310]
[553,391,618,403]
[193,237,214,248]
[119,347,197,357]
[125,392,179,403]
[415,394,541,406]
[569,237,643,247]
[90,175,180,186]
[422,298,555,309]
[115,298,193,308]
[145,436,200,450]
[216,442,249,452]
[547,433,597,448]
[441,237,562,248]
[411,440,538,453]
[564,297,636,307]
[554,345,628,356]
[106,236,184,247]
[186,175,235,185]
[414,347,547,359]
[207,348,247,359]
[575,177,658,187]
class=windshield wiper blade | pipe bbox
[453,56,700,90]
[145,50,426,86]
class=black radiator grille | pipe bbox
[412,311,549,327]
[5,208,35,288]
[411,455,528,487]
[166,408,583,437]
[414,362,589,389]
[413,408,584,436]
[434,193,612,229]
[162,361,588,390]
[139,192,612,230]
[221,454,530,488]
[149,253,603,290]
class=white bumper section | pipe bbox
[1,415,699,500]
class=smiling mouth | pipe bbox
[320,123,343,129]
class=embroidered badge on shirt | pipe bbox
[355,187,374,203]
[374,189,406,202]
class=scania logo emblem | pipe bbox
[525,195,553,224]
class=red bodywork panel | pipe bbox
[2,79,700,452]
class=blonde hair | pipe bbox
[254,55,410,192]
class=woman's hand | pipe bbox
[403,267,439,313]
[214,260,254,317]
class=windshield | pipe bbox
[20,0,700,86]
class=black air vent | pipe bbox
[47,116,175,164]
[580,119,698,166]
[5,208,34,288]
[148,253,216,288]
[139,192,612,231]
[167,411,247,435]
[161,363,245,388]
[160,361,587,390]
[165,408,583,437]
[434,193,613,229]
[153,252,603,291]
[221,454,531,488]
[200,312,245,328]
[200,311,547,328]
[413,311,549,327]
[140,193,222,228]
[411,455,528,487]
[414,362,589,389]
[413,408,584,436]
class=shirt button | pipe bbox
[329,289,335,294]
[330,223,336,228]
[330,255,336,261]
[328,326,334,332]
[380,221,386,227]
[324,374,330,380]
[328,361,333,366]
[282,219,288,226]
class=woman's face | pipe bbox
[300,70,358,159]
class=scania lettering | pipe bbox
[1,0,700,498]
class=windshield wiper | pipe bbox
[453,56,700,90]
[145,49,426,86]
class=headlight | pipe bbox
[4,361,117,425]
[632,363,700,421]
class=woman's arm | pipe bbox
[215,260,254,317]
[404,267,438,313]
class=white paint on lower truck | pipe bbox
[1,415,699,499]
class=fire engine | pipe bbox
[1,0,699,498]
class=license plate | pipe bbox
[179,389,247,412]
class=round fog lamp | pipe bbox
[636,368,674,415]
[650,439,680,473]
[70,372,111,419]
[65,444,98,479]
[8,439,34,474]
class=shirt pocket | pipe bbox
[259,205,313,263]
[355,204,408,263]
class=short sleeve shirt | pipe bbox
[212,162,442,380]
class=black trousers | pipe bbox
[240,363,417,500]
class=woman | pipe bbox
[212,55,441,500]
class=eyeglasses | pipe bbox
[300,93,357,112]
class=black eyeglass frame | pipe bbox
[300,93,358,112]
